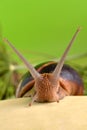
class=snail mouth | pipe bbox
[36,98,58,103]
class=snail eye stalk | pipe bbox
[3,38,41,79]
[53,27,81,79]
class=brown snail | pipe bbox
[4,27,84,106]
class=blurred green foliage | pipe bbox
[0,38,21,99]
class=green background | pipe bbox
[0,0,87,63]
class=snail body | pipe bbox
[16,61,84,100]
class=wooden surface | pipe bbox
[0,96,87,130]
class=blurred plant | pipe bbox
[0,38,22,99]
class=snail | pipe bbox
[4,27,84,105]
